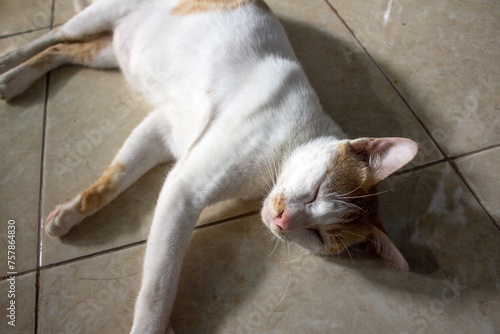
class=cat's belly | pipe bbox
[111,2,299,157]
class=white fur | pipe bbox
[0,0,418,333]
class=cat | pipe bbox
[0,0,418,333]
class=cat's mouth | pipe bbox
[309,228,324,245]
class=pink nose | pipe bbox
[273,210,289,230]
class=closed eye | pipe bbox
[305,184,321,204]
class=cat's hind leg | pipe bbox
[0,34,116,100]
[45,111,173,237]
[0,0,138,74]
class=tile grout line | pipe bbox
[0,269,37,282]
[0,27,51,40]
[34,2,56,333]
[34,74,49,334]
[322,0,447,159]
[195,210,261,231]
[449,161,499,231]
[18,210,262,275]
[40,240,148,272]
[449,143,500,160]
[322,0,500,231]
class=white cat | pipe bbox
[0,0,418,333]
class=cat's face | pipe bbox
[261,137,418,270]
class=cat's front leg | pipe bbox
[45,111,172,236]
[130,167,207,334]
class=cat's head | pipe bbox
[261,137,418,270]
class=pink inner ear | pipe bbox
[350,137,418,182]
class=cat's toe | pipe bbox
[44,201,84,237]
[0,70,27,101]
[0,74,16,101]
[45,205,70,237]
[0,77,10,101]
[0,51,21,75]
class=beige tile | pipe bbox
[0,0,51,36]
[0,31,47,274]
[329,0,500,156]
[0,273,36,333]
[37,160,500,333]
[53,0,94,27]
[270,0,442,168]
[39,246,143,333]
[454,147,500,226]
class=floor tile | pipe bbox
[269,0,443,169]
[454,147,500,227]
[329,0,500,157]
[0,31,47,274]
[0,0,51,37]
[52,0,93,27]
[0,273,36,333]
[38,246,143,333]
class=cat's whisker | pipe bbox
[336,182,364,198]
[340,189,391,199]
[269,236,280,257]
[277,239,288,267]
[335,239,341,259]
[331,198,365,213]
[341,231,382,248]
[275,266,292,309]
[337,235,353,261]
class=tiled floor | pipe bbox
[0,0,499,333]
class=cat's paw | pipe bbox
[0,67,34,101]
[0,51,19,75]
[45,196,85,237]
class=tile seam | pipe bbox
[36,210,262,271]
[449,160,499,231]
[449,143,500,161]
[35,2,56,333]
[0,27,50,40]
[322,0,448,160]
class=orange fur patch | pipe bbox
[329,142,373,195]
[319,142,384,253]
[27,34,112,69]
[26,46,61,70]
[172,0,269,15]
[272,192,286,214]
[76,163,125,214]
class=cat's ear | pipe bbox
[349,137,418,182]
[367,225,409,271]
